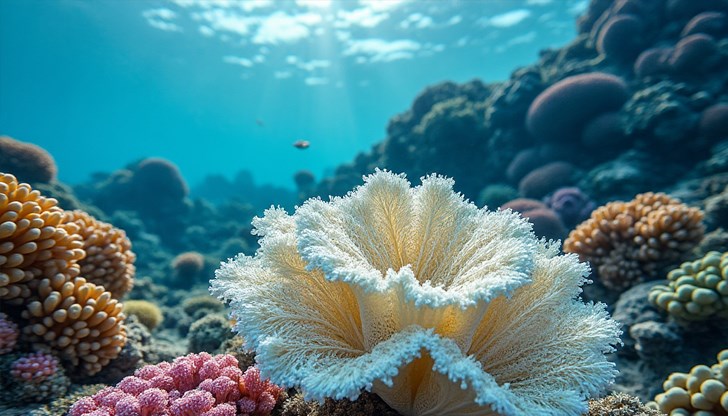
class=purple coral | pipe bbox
[10,352,60,383]
[545,187,596,228]
[0,312,18,354]
[68,353,283,416]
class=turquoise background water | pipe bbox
[0,0,585,189]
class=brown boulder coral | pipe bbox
[0,136,57,184]
[564,192,704,291]
[63,210,136,298]
[213,170,621,416]
[0,173,85,303]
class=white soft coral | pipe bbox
[211,170,621,416]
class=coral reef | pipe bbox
[649,251,728,321]
[564,192,704,290]
[123,300,164,330]
[213,171,620,416]
[63,210,136,299]
[0,136,57,184]
[68,353,283,416]
[647,349,728,415]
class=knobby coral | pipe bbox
[63,210,136,299]
[21,277,127,375]
[647,349,728,414]
[212,170,621,416]
[649,251,728,321]
[0,173,85,303]
[564,192,704,290]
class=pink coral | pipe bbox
[237,367,283,416]
[69,353,282,416]
[0,312,19,354]
[10,352,59,383]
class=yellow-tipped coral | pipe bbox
[123,300,163,330]
[649,251,728,321]
[0,173,85,303]
[63,210,136,299]
[648,349,728,415]
[21,277,127,376]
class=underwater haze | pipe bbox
[0,0,584,190]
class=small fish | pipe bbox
[293,140,310,149]
[256,118,265,127]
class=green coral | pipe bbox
[123,300,164,330]
[648,251,728,321]
[182,295,225,317]
[647,349,728,415]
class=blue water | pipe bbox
[0,0,585,190]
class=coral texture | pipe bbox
[21,277,127,375]
[212,170,621,416]
[545,187,596,229]
[67,353,283,416]
[0,312,19,353]
[648,251,728,321]
[564,192,704,290]
[10,351,60,383]
[64,210,136,298]
[586,392,662,416]
[0,136,58,184]
[647,349,728,414]
[0,173,85,303]
[188,314,234,354]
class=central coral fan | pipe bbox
[212,170,621,416]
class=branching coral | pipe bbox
[63,210,136,298]
[67,353,283,416]
[212,170,621,416]
[649,251,728,321]
[647,349,728,415]
[0,173,85,303]
[564,192,704,290]
[21,277,127,375]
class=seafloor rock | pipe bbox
[610,281,728,402]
